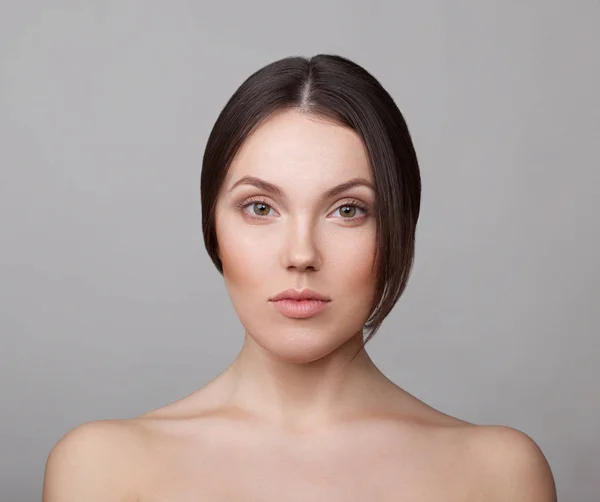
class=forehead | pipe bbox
[225,109,372,188]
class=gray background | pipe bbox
[1,1,598,500]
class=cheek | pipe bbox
[326,226,377,288]
[216,215,277,293]
[314,225,378,330]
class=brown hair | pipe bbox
[201,54,421,347]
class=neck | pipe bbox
[219,331,394,430]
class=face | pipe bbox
[214,109,378,363]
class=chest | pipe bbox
[140,439,475,502]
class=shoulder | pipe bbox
[43,419,148,502]
[467,425,557,501]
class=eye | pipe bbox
[336,205,358,218]
[330,200,369,221]
[237,198,277,219]
[250,201,272,217]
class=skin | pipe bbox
[42,109,557,501]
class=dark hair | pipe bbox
[201,54,421,346]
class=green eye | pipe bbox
[339,205,357,218]
[252,202,271,216]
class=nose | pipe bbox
[281,218,323,272]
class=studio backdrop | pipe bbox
[1,1,598,501]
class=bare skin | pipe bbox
[134,397,472,499]
[43,109,556,501]
[132,337,474,501]
[43,334,556,501]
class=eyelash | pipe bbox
[236,197,370,222]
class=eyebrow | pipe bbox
[228,175,374,200]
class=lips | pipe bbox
[269,289,331,319]
[269,288,331,302]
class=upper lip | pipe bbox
[269,288,331,302]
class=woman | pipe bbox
[43,54,557,501]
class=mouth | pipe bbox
[268,289,331,319]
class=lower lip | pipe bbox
[269,299,330,319]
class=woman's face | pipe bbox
[214,109,378,363]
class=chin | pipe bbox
[247,325,361,364]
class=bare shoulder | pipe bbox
[465,425,557,501]
[397,396,557,502]
[43,419,148,502]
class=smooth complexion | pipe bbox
[211,107,390,429]
[42,109,557,502]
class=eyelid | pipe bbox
[238,196,369,211]
[338,197,369,210]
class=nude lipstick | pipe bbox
[268,288,331,319]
